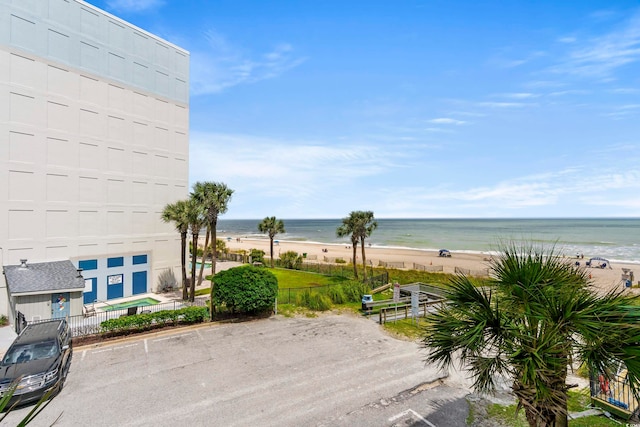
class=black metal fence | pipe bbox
[24,298,208,338]
[364,272,390,289]
[278,261,356,277]
[277,284,335,305]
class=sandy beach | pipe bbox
[213,235,639,295]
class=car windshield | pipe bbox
[2,340,59,365]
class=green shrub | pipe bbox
[100,306,209,334]
[280,251,303,269]
[295,290,332,311]
[214,265,278,314]
[250,249,265,264]
[326,285,346,304]
[153,309,177,325]
[335,258,346,264]
[341,280,370,302]
[130,313,153,329]
[180,306,208,323]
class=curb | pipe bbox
[73,318,240,352]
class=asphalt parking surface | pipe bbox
[3,314,472,426]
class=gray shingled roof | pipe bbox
[4,260,85,295]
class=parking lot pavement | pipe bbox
[3,314,471,426]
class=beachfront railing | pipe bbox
[454,266,490,277]
[413,263,444,272]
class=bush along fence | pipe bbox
[100,306,209,336]
[26,298,208,338]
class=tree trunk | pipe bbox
[190,232,198,302]
[197,227,210,286]
[361,237,367,281]
[352,242,358,279]
[181,232,188,301]
[269,237,274,267]
[211,219,218,277]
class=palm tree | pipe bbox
[258,216,285,267]
[191,181,234,283]
[185,198,206,302]
[336,215,360,279]
[161,200,190,300]
[422,243,640,427]
[353,211,377,281]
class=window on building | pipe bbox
[132,254,147,265]
[107,257,124,268]
[79,259,98,270]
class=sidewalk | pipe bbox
[0,325,17,357]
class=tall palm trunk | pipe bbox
[269,237,275,267]
[360,237,367,281]
[351,240,358,279]
[190,232,199,302]
[211,219,218,276]
[209,219,218,321]
[197,227,211,286]
[180,232,188,300]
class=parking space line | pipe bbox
[144,339,148,354]
[152,333,193,343]
[81,350,86,361]
[388,409,436,427]
[91,343,139,354]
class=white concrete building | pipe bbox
[0,0,189,322]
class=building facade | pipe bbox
[0,0,189,321]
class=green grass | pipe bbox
[382,318,424,341]
[200,267,343,294]
[482,389,622,427]
[270,268,349,288]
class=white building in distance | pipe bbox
[0,0,189,322]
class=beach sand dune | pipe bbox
[210,236,638,295]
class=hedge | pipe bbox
[100,306,208,334]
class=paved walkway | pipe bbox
[0,324,17,357]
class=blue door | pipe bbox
[132,271,147,295]
[83,278,97,304]
[51,293,70,319]
[107,274,124,300]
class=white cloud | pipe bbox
[552,11,640,78]
[497,92,540,99]
[547,89,590,97]
[189,132,405,193]
[478,102,531,108]
[610,87,640,94]
[428,118,466,125]
[190,30,306,95]
[490,51,546,69]
[106,0,163,13]
[558,36,577,44]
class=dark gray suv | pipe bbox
[0,319,72,407]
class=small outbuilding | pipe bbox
[3,259,85,325]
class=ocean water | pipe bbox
[217,218,640,264]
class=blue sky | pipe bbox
[87,0,640,219]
